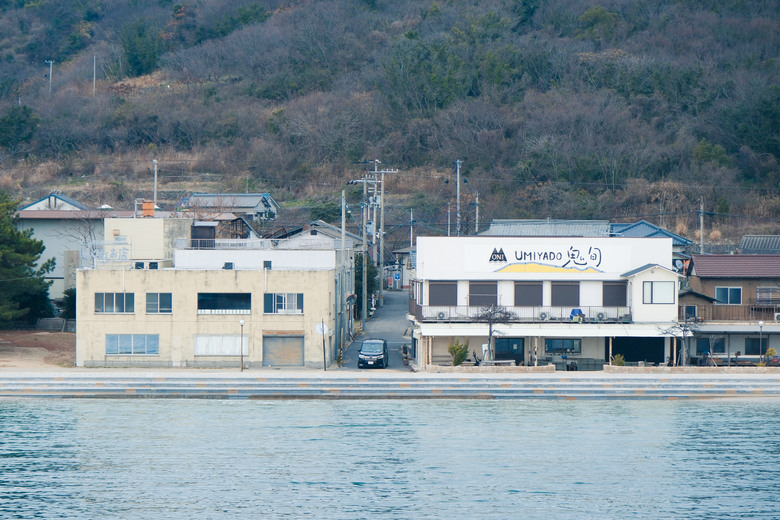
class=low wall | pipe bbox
[603,365,780,374]
[425,364,557,373]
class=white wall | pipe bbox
[175,248,337,270]
[417,236,672,280]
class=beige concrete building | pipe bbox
[76,217,355,369]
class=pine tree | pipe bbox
[0,191,55,326]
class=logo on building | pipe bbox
[489,248,507,262]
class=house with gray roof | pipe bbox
[738,235,780,255]
[182,193,279,222]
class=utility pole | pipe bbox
[341,189,346,353]
[410,209,414,247]
[152,159,158,207]
[447,202,451,236]
[45,60,53,96]
[699,198,705,254]
[475,191,479,234]
[455,159,462,236]
[93,55,96,96]
[362,178,368,332]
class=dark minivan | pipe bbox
[358,339,389,369]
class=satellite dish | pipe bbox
[674,259,684,270]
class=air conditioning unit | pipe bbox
[775,312,780,322]
[436,311,448,320]
[538,311,549,321]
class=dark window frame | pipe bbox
[551,282,579,307]
[469,281,497,307]
[429,281,457,306]
[95,292,135,313]
[514,282,543,307]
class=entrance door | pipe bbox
[495,338,525,366]
[263,335,304,366]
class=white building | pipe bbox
[408,236,681,369]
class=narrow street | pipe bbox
[336,290,412,372]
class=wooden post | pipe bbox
[609,336,613,365]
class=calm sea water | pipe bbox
[1,399,778,519]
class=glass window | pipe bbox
[697,337,726,355]
[715,287,742,305]
[469,281,497,307]
[643,281,675,304]
[197,293,251,314]
[603,282,627,306]
[264,293,304,314]
[429,281,457,306]
[684,305,697,319]
[514,282,542,306]
[95,293,134,313]
[545,339,582,354]
[106,334,160,355]
[551,282,579,306]
[146,293,172,314]
[744,338,768,356]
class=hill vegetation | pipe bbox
[0,0,778,249]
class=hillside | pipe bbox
[0,0,778,250]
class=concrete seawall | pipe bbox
[1,371,779,399]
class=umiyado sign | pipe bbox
[417,236,672,280]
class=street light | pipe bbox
[239,319,245,372]
[759,320,764,364]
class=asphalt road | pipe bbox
[336,290,412,372]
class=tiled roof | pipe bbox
[479,219,611,237]
[185,193,278,210]
[738,235,780,254]
[692,254,780,278]
[612,220,693,246]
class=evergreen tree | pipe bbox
[0,191,55,326]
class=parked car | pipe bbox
[358,339,389,369]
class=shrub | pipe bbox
[612,353,625,366]
[448,337,469,366]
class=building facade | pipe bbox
[76,218,355,369]
[408,236,681,369]
[679,254,779,364]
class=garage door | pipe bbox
[263,335,304,366]
[611,337,665,364]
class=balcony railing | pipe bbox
[176,238,349,251]
[680,303,780,322]
[409,299,631,324]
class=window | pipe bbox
[197,293,251,314]
[643,281,675,304]
[551,282,579,306]
[684,305,697,319]
[146,293,172,314]
[263,261,272,269]
[744,337,767,356]
[469,281,497,307]
[545,339,582,354]
[603,282,627,306]
[95,293,134,313]
[194,335,245,356]
[106,334,159,355]
[697,337,725,355]
[264,293,304,314]
[715,287,742,305]
[515,282,542,306]
[429,281,457,306]
[757,287,780,304]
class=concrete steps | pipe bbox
[1,373,779,399]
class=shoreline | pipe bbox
[2,369,779,399]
